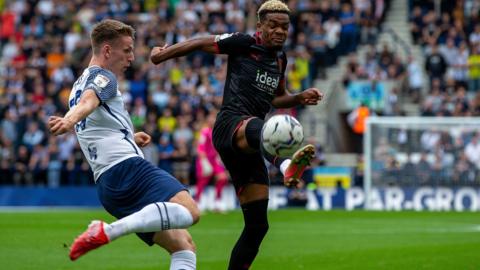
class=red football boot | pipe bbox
[69,220,110,261]
[283,144,315,188]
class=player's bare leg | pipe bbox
[236,183,269,204]
[153,229,196,270]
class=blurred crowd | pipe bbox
[0,0,386,187]
[410,0,480,117]
[373,127,480,186]
[343,43,406,85]
[341,0,480,119]
[363,0,480,188]
[314,0,389,79]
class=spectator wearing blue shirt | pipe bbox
[339,3,358,55]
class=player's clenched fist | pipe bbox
[296,88,324,105]
[150,44,168,64]
[134,132,151,147]
[48,116,74,136]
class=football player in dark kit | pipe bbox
[150,0,323,269]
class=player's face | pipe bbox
[258,13,290,50]
[107,35,134,75]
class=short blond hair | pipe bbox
[257,0,290,21]
[91,19,135,54]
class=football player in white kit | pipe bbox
[48,19,200,270]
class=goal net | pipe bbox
[363,117,480,211]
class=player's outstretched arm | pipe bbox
[150,36,217,65]
[48,90,100,136]
[272,85,324,108]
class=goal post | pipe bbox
[363,117,480,211]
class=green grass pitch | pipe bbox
[1,209,479,270]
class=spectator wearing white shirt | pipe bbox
[450,42,469,86]
[469,24,480,48]
[420,130,441,153]
[22,122,44,151]
[465,133,480,169]
[407,56,424,102]
[439,38,458,68]
[64,26,82,54]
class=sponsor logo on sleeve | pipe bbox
[215,33,234,42]
[93,74,110,88]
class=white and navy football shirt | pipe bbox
[68,66,144,181]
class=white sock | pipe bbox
[280,159,291,175]
[170,250,196,270]
[104,202,193,241]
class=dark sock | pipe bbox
[245,118,287,169]
[228,199,269,270]
[261,144,287,168]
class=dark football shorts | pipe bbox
[96,156,187,246]
[212,112,269,193]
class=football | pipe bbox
[262,114,304,157]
